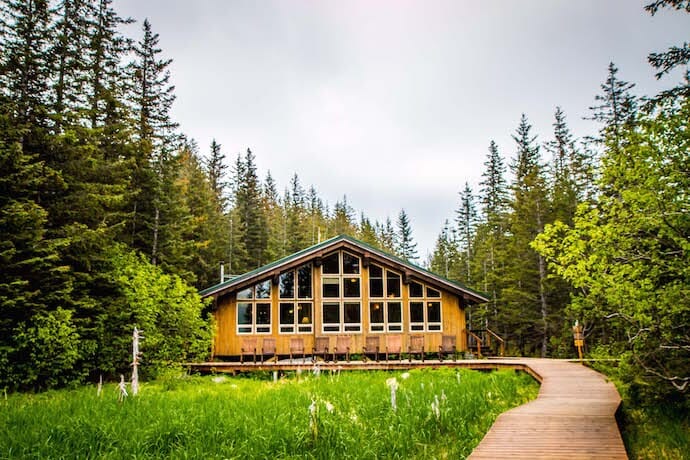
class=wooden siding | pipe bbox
[212,260,468,357]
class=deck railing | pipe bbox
[467,328,505,357]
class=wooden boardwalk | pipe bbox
[469,358,628,459]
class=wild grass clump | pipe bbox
[0,368,537,459]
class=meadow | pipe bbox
[0,368,538,459]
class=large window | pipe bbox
[236,280,272,334]
[408,280,442,332]
[321,251,361,333]
[369,264,403,332]
[279,264,313,334]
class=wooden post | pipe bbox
[572,321,584,363]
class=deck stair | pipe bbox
[467,328,505,358]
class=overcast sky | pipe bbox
[114,0,688,260]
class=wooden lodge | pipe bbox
[200,235,491,361]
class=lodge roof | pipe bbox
[199,235,489,304]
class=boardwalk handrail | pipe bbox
[467,330,483,358]
[485,328,505,356]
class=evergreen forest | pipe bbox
[0,0,687,407]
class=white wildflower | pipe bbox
[230,384,238,390]
[400,372,410,380]
[324,401,334,413]
[431,395,440,420]
[456,372,461,384]
[313,364,321,377]
[441,390,447,403]
[212,376,226,384]
[386,377,399,411]
[117,374,128,402]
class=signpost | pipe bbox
[573,321,584,362]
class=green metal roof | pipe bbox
[199,234,489,302]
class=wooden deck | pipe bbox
[187,358,627,459]
[469,358,628,459]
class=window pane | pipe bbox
[298,302,312,325]
[388,302,402,324]
[388,324,402,332]
[256,326,270,333]
[427,302,441,323]
[371,324,384,332]
[344,302,360,324]
[344,325,360,332]
[280,326,294,333]
[410,301,424,323]
[238,326,252,333]
[237,288,252,300]
[256,303,271,325]
[238,303,252,325]
[342,252,360,274]
[279,271,294,299]
[370,302,384,324]
[323,302,340,324]
[255,280,271,299]
[280,302,294,325]
[409,281,424,298]
[387,272,401,298]
[343,278,360,297]
[324,325,340,332]
[411,324,424,331]
[426,287,441,298]
[297,264,312,298]
[370,278,383,298]
[322,278,340,298]
[298,325,312,333]
[370,265,383,297]
[428,324,441,331]
[322,253,340,274]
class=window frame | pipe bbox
[368,264,403,333]
[407,281,443,332]
[320,251,362,334]
[278,264,313,334]
[236,280,273,335]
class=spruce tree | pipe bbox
[455,182,477,283]
[588,63,637,154]
[396,209,418,262]
[505,114,551,356]
[205,139,228,210]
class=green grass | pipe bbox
[0,369,537,459]
[587,360,690,460]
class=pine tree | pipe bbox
[50,0,92,128]
[234,148,267,269]
[455,182,477,283]
[285,173,307,253]
[396,209,418,262]
[588,63,637,154]
[358,214,379,248]
[505,114,551,356]
[85,0,132,129]
[331,195,356,237]
[429,220,459,279]
[205,139,228,210]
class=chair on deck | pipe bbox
[363,336,380,362]
[289,338,305,363]
[408,335,424,362]
[240,338,257,364]
[385,334,403,362]
[334,336,351,362]
[439,335,457,362]
[261,338,276,363]
[312,336,330,362]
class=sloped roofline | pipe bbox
[199,235,489,303]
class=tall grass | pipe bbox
[0,369,537,459]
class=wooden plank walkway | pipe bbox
[469,358,628,459]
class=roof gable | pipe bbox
[199,235,489,303]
